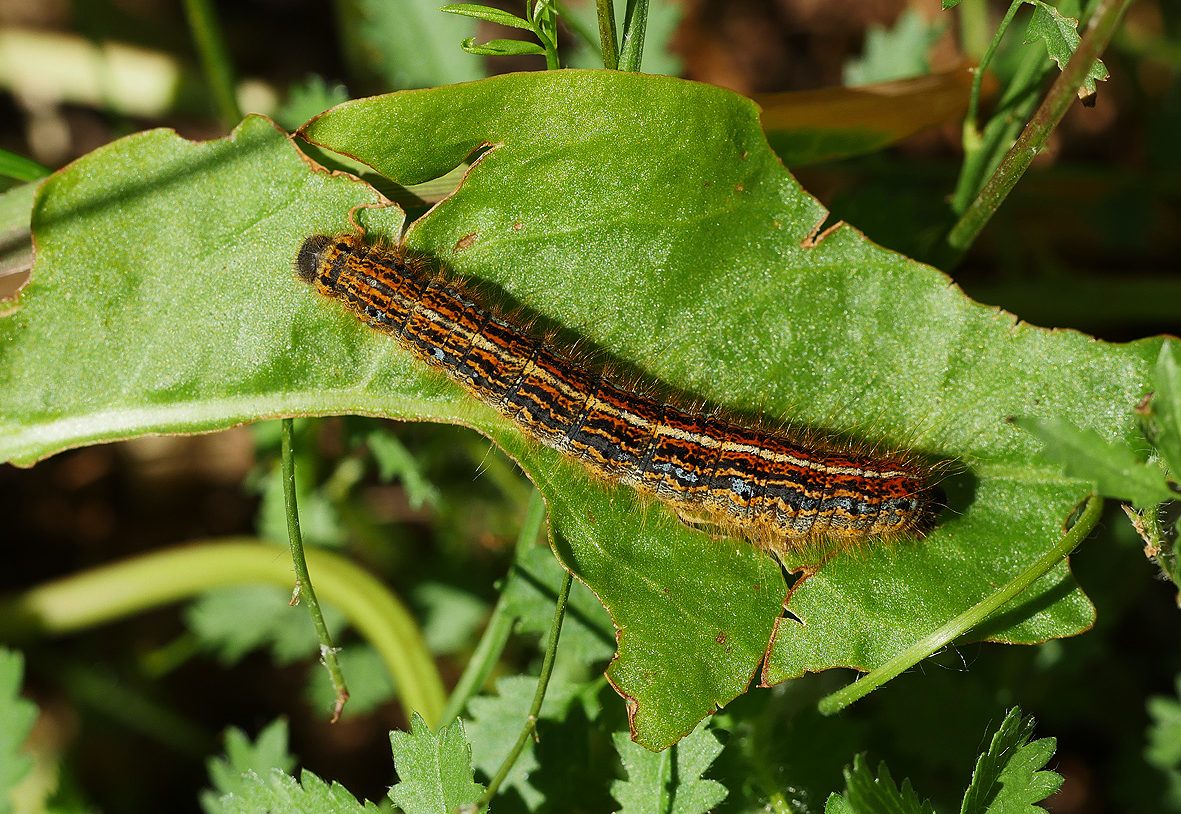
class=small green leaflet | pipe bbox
[825,756,936,814]
[184,584,347,666]
[388,713,484,814]
[442,3,551,59]
[0,649,37,814]
[941,0,1109,94]
[201,719,297,814]
[611,720,727,814]
[1012,416,1176,509]
[439,3,533,30]
[461,37,547,57]
[218,768,380,814]
[1024,0,1109,98]
[366,429,441,510]
[960,708,1062,814]
[826,707,1060,814]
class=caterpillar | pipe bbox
[296,233,942,556]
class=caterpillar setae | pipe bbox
[296,232,942,556]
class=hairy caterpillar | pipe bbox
[296,233,941,555]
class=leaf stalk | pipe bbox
[962,0,1026,152]
[819,494,1103,715]
[618,0,650,71]
[595,0,620,69]
[943,0,1133,260]
[281,418,349,721]
[476,568,573,810]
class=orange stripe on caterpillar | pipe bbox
[296,233,942,555]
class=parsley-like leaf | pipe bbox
[388,713,484,814]
[1024,0,1110,98]
[961,708,1062,814]
[611,720,728,814]
[502,545,615,666]
[218,768,378,814]
[844,8,944,86]
[466,675,543,809]
[185,585,347,666]
[827,755,936,814]
[366,429,441,511]
[201,719,297,814]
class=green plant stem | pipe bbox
[441,489,547,723]
[0,539,446,725]
[0,149,50,183]
[530,0,561,71]
[182,0,242,129]
[281,418,349,722]
[944,0,1133,259]
[595,0,620,70]
[819,494,1103,715]
[949,42,1053,217]
[544,42,561,71]
[476,569,573,811]
[617,0,649,72]
[963,0,1025,150]
[543,5,562,70]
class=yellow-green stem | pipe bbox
[0,539,447,726]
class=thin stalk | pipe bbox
[476,569,573,810]
[617,0,650,72]
[440,489,547,723]
[281,419,348,721]
[544,41,561,71]
[950,42,1052,215]
[944,0,1134,260]
[0,539,446,725]
[819,495,1102,715]
[596,0,620,69]
[963,0,1025,151]
[530,0,561,70]
[182,0,241,129]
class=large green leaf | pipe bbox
[0,71,1160,749]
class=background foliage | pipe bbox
[0,0,1179,812]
